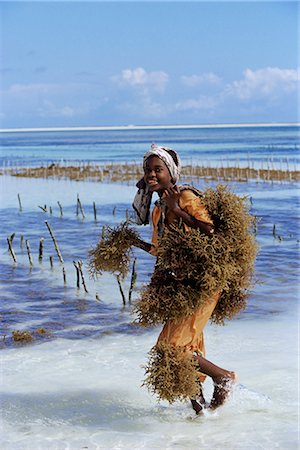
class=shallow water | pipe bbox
[0,314,298,449]
[0,175,299,449]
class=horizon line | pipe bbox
[0,122,299,133]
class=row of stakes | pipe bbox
[18,192,123,221]
[7,194,136,305]
[7,193,289,303]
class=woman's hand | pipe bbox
[163,185,181,212]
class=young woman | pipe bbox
[133,144,236,414]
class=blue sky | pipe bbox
[0,1,299,128]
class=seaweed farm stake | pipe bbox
[73,261,80,288]
[78,260,88,293]
[62,267,67,284]
[39,238,44,261]
[26,239,33,266]
[57,201,63,217]
[77,194,85,219]
[74,260,88,292]
[93,202,97,221]
[76,195,79,216]
[7,236,17,262]
[49,255,53,268]
[17,193,22,211]
[45,221,64,263]
[49,206,53,215]
[116,274,126,306]
[20,234,24,249]
[273,224,276,238]
[38,205,47,213]
[128,258,137,304]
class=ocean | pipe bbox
[1,124,299,169]
[0,125,299,449]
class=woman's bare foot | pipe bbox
[190,398,203,415]
[209,371,237,410]
[190,388,207,415]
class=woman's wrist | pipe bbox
[171,205,181,215]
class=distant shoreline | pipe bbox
[0,122,299,133]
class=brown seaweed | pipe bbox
[12,330,33,342]
[143,342,200,403]
[88,222,140,279]
[135,184,258,325]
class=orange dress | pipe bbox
[150,189,220,382]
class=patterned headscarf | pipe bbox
[132,144,181,225]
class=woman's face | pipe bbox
[144,156,173,193]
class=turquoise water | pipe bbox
[1,125,299,169]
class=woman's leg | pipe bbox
[194,354,237,410]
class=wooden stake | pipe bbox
[73,261,80,288]
[57,201,63,217]
[45,221,64,263]
[77,194,85,218]
[26,239,33,266]
[49,256,53,268]
[93,202,97,221]
[273,224,276,238]
[116,274,126,306]
[20,234,24,249]
[78,260,88,293]
[7,237,17,262]
[17,193,22,211]
[38,238,44,261]
[38,205,47,213]
[62,267,67,284]
[76,195,79,216]
[128,258,137,303]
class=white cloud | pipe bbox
[112,67,169,92]
[175,95,217,112]
[111,67,169,118]
[181,72,222,87]
[225,67,299,100]
[1,82,99,120]
[6,83,66,96]
[120,100,164,117]
[175,67,299,117]
[37,101,77,118]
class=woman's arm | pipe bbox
[172,207,214,236]
[163,186,215,236]
[134,237,154,253]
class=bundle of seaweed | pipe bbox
[135,184,258,325]
[12,330,33,342]
[143,342,200,403]
[88,222,140,279]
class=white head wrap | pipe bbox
[143,144,182,183]
[132,144,181,225]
